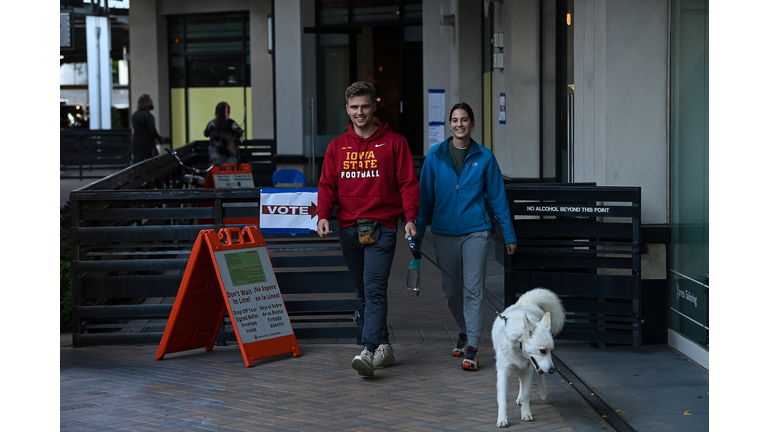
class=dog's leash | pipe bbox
[407,236,507,323]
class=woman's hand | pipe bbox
[404,221,417,240]
[506,242,517,255]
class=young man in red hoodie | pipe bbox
[317,81,420,377]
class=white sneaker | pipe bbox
[373,344,395,370]
[351,348,375,377]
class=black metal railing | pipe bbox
[60,129,132,179]
[505,184,644,345]
[68,142,360,347]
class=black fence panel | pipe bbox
[69,143,360,347]
[61,129,132,179]
[505,184,643,346]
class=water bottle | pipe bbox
[406,236,421,295]
[406,257,421,295]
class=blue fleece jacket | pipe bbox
[416,137,517,247]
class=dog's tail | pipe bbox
[517,288,565,335]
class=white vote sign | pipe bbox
[259,188,319,233]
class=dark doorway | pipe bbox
[304,2,424,161]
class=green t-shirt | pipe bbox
[448,140,471,176]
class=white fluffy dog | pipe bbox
[492,288,565,427]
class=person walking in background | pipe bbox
[204,101,243,165]
[316,81,420,377]
[131,94,163,163]
[415,102,517,371]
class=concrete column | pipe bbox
[274,0,311,155]
[456,0,483,142]
[128,0,167,138]
[494,0,540,179]
[573,0,607,186]
[574,0,669,224]
[422,0,482,152]
[86,15,112,129]
[250,0,275,139]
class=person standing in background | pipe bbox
[204,101,243,165]
[130,94,163,163]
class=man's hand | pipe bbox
[317,219,331,238]
[506,242,517,255]
[404,221,417,240]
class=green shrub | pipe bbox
[61,202,73,333]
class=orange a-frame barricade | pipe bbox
[199,164,260,225]
[204,163,255,189]
[155,225,300,367]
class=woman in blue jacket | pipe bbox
[416,102,517,371]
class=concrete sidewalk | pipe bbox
[60,173,708,431]
[60,229,708,431]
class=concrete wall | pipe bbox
[574,0,669,224]
[493,0,541,179]
[422,0,483,154]
[422,0,452,149]
[249,0,275,140]
[274,0,312,156]
[129,0,169,138]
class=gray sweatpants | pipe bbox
[432,230,491,348]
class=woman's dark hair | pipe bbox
[449,102,475,123]
[214,102,230,133]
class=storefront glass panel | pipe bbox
[669,0,709,350]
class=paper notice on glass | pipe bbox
[428,89,446,123]
[428,124,444,147]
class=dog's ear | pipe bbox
[523,313,534,335]
[540,312,552,331]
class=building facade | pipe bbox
[118,0,708,365]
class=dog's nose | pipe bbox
[548,368,556,374]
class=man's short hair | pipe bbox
[345,81,376,104]
[137,94,151,108]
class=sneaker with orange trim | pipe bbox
[461,346,479,371]
[452,333,468,357]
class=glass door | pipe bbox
[302,30,355,185]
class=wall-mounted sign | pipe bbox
[60,11,74,49]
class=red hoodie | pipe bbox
[318,122,420,229]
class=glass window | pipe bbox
[187,58,246,88]
[352,1,401,23]
[185,14,247,52]
[168,13,251,88]
[669,0,709,350]
[317,0,422,26]
[401,0,422,20]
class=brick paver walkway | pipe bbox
[61,231,577,431]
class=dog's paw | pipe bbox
[514,397,522,406]
[540,390,548,401]
[521,410,534,422]
[496,415,509,428]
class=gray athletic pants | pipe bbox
[432,230,491,349]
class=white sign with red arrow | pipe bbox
[259,188,319,233]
